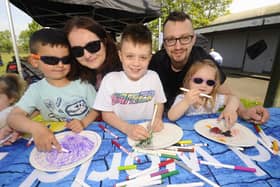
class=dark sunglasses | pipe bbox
[31,54,71,65]
[71,40,101,58]
[192,77,216,86]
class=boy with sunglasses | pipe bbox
[93,24,166,141]
[8,28,98,152]
[168,59,240,129]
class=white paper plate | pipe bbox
[30,130,101,172]
[194,118,257,147]
[127,122,183,150]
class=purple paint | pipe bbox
[34,134,94,169]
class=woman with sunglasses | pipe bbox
[168,59,240,128]
[64,16,121,89]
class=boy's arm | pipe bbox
[102,111,149,141]
[7,107,60,151]
[66,109,100,133]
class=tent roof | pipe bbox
[10,0,161,33]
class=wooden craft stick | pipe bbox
[180,87,212,99]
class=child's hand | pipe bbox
[65,119,84,133]
[126,125,149,141]
[0,126,21,145]
[152,118,163,132]
[218,110,238,129]
[184,89,201,105]
[32,125,60,152]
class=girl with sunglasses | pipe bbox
[64,16,122,90]
[168,59,240,128]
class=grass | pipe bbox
[0,52,29,75]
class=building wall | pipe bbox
[204,26,279,74]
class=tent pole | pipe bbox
[5,0,23,78]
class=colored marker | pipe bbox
[112,140,141,163]
[177,154,219,187]
[178,140,192,145]
[118,164,137,171]
[166,146,195,152]
[51,145,70,153]
[254,124,272,148]
[126,159,174,180]
[98,124,119,139]
[272,140,279,153]
[198,160,256,172]
[26,137,34,147]
[257,137,275,155]
[0,134,13,145]
[161,153,179,160]
[180,87,212,99]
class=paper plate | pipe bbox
[29,130,101,172]
[194,118,257,147]
[127,122,183,150]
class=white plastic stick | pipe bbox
[180,87,212,99]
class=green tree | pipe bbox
[149,0,232,50]
[18,20,42,53]
[0,30,13,53]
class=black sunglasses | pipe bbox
[192,77,216,86]
[31,54,71,65]
[71,40,101,58]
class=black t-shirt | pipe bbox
[149,46,226,111]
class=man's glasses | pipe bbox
[192,77,216,86]
[163,35,194,46]
[31,54,71,65]
[71,40,101,58]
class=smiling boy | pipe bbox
[8,28,98,151]
[93,24,166,141]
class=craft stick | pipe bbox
[167,182,205,187]
[118,164,137,171]
[98,124,119,139]
[176,154,220,187]
[180,87,212,99]
[198,160,256,172]
[74,178,91,187]
[126,159,174,180]
[148,104,158,133]
[178,140,192,144]
[112,140,141,163]
[0,134,13,145]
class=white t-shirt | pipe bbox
[93,70,166,120]
[172,93,225,116]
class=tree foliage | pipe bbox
[149,0,233,50]
[18,21,42,52]
[0,30,13,53]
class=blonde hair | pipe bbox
[0,74,26,105]
[183,59,221,110]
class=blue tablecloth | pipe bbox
[0,108,280,187]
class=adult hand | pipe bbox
[239,105,269,125]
